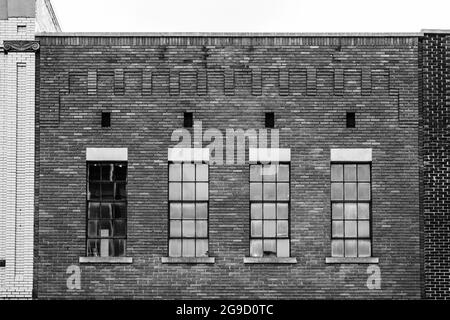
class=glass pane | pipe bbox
[250,240,263,257]
[262,164,276,181]
[114,203,127,219]
[251,203,262,219]
[170,203,182,219]
[100,203,113,219]
[169,183,181,200]
[102,182,114,200]
[331,240,344,257]
[169,239,181,257]
[331,183,343,200]
[87,220,98,238]
[196,239,208,257]
[196,183,209,201]
[277,183,289,201]
[277,221,289,238]
[88,164,101,181]
[358,203,370,220]
[263,183,276,200]
[250,183,262,201]
[169,163,182,181]
[98,221,113,237]
[358,240,371,257]
[251,220,262,237]
[277,165,289,182]
[170,220,181,237]
[196,164,208,181]
[263,220,276,237]
[332,203,343,220]
[196,221,208,237]
[344,221,357,238]
[332,221,344,238]
[88,183,101,200]
[358,221,370,238]
[183,163,196,181]
[263,203,276,219]
[182,220,195,238]
[344,183,357,200]
[331,164,343,182]
[277,203,289,219]
[87,239,100,257]
[277,239,290,257]
[113,220,126,237]
[115,183,126,200]
[183,203,195,219]
[88,202,100,219]
[110,239,126,257]
[114,164,127,181]
[358,183,371,200]
[344,203,357,220]
[196,203,208,219]
[344,164,357,182]
[357,164,370,182]
[250,165,262,182]
[345,240,357,257]
[182,239,195,257]
[101,164,113,181]
[263,240,277,257]
[182,183,195,200]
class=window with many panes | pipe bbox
[330,163,372,257]
[168,162,209,257]
[249,163,290,257]
[87,162,127,257]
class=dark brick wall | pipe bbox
[35,35,421,299]
[421,33,450,300]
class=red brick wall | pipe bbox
[35,35,421,299]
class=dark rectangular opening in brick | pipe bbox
[102,112,111,128]
[265,112,275,128]
[0,260,5,267]
[184,112,193,128]
[346,112,355,128]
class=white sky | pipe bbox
[51,0,450,33]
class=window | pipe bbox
[249,163,290,257]
[330,163,371,257]
[184,112,193,128]
[102,112,111,128]
[346,112,355,128]
[86,162,127,257]
[265,112,275,128]
[168,162,209,257]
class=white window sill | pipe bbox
[325,257,379,264]
[244,257,297,264]
[79,257,133,264]
[161,257,215,264]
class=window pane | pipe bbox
[87,239,100,257]
[169,239,181,257]
[183,163,196,181]
[183,203,195,219]
[182,239,195,257]
[263,220,276,237]
[358,240,371,257]
[263,203,276,219]
[250,183,262,200]
[170,203,182,219]
[169,163,182,181]
[250,240,263,257]
[100,238,110,257]
[100,203,112,219]
[196,203,208,219]
[344,221,357,238]
[345,240,357,257]
[358,221,370,238]
[277,183,289,201]
[250,165,262,182]
[115,183,126,200]
[358,183,371,200]
[101,182,114,200]
[88,202,100,219]
[344,203,357,220]
[196,221,208,237]
[170,220,181,237]
[88,182,101,200]
[332,203,343,220]
[101,164,113,181]
[262,164,276,181]
[114,164,127,181]
[87,220,98,238]
[344,183,357,200]
[331,240,344,257]
[196,164,208,181]
[277,203,289,219]
[196,239,208,257]
[263,240,276,256]
[277,239,290,257]
[98,221,113,237]
[114,203,127,219]
[331,164,343,182]
[263,183,276,200]
[169,183,181,200]
[251,220,262,237]
[182,220,195,238]
[251,203,262,219]
[357,164,370,182]
[332,221,344,238]
[113,220,126,237]
[331,183,343,200]
[344,164,357,182]
[182,183,195,200]
[277,221,289,238]
[88,164,101,181]
[196,183,208,201]
[358,203,370,220]
[277,165,289,182]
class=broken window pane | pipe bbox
[263,240,277,256]
[196,240,208,257]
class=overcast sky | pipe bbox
[51,0,450,33]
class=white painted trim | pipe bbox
[330,148,372,162]
[86,148,128,161]
[168,148,209,162]
[249,148,291,163]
